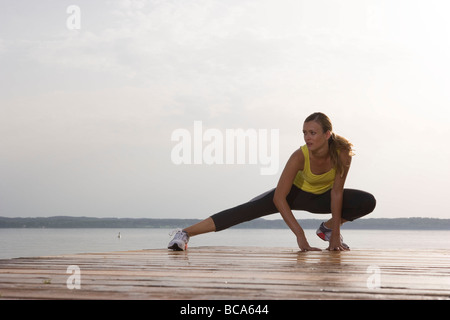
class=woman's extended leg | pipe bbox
[209,188,281,232]
[184,217,216,236]
[168,188,280,250]
[185,187,280,237]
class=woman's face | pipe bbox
[302,121,330,151]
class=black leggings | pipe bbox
[210,185,376,232]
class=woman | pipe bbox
[168,112,376,252]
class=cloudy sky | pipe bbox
[1,0,450,221]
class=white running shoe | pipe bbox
[316,222,349,249]
[168,229,190,251]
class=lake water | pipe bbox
[1,228,450,259]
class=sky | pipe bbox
[1,0,450,221]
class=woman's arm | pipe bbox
[273,149,321,251]
[328,151,352,251]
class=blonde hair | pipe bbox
[304,112,354,176]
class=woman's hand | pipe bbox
[326,234,350,251]
[297,236,322,252]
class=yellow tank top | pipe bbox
[293,145,336,194]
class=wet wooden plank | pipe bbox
[0,246,449,300]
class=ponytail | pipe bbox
[328,132,354,177]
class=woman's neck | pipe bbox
[310,144,329,160]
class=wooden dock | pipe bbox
[1,246,450,300]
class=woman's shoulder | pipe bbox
[298,144,308,157]
[290,147,306,167]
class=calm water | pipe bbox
[1,228,450,259]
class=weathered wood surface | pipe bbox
[0,246,449,300]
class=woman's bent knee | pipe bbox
[365,193,376,214]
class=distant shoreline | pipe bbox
[0,216,449,230]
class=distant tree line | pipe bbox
[0,216,449,230]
